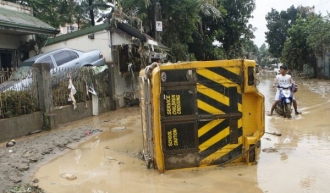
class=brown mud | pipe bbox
[2,74,330,193]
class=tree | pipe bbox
[214,0,256,59]
[120,0,257,61]
[265,5,312,58]
[281,15,318,75]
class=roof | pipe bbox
[46,23,110,46]
[0,6,59,35]
[45,22,169,51]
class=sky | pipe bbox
[249,0,330,47]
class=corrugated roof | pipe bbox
[0,7,59,35]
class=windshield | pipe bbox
[20,61,35,67]
[9,66,33,81]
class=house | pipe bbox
[0,0,59,69]
[42,18,169,107]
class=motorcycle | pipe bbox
[275,83,298,118]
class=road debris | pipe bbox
[265,132,282,136]
[60,173,77,181]
[262,147,278,153]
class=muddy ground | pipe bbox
[1,74,330,193]
[0,107,139,192]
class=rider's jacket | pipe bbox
[274,74,292,88]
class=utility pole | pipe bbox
[89,0,95,26]
[154,0,161,42]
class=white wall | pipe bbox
[42,30,112,62]
[0,34,20,49]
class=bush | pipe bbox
[0,91,39,119]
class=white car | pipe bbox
[0,48,106,91]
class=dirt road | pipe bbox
[2,74,330,193]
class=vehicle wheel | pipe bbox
[285,103,292,118]
[275,103,283,116]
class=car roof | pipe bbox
[23,48,82,62]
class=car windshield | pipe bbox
[20,61,35,67]
[9,66,33,81]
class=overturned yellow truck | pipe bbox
[139,59,264,173]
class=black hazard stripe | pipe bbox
[197,85,242,114]
[206,67,242,85]
[199,127,242,159]
[196,74,242,104]
[210,144,243,165]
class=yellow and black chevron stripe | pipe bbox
[196,67,243,166]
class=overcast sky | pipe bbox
[249,0,330,47]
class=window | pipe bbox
[69,51,78,59]
[53,51,73,66]
[39,56,54,69]
[67,26,78,33]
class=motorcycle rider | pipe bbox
[268,65,300,116]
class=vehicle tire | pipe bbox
[275,103,283,116]
[285,103,292,118]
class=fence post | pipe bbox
[33,63,56,130]
[108,62,119,110]
[33,63,53,112]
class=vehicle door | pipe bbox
[52,50,80,77]
[52,50,80,69]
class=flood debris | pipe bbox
[27,130,42,136]
[265,132,282,136]
[4,184,45,193]
[6,139,16,147]
[262,147,278,153]
[111,126,127,132]
[124,92,140,107]
[32,178,39,183]
[60,173,77,181]
[107,156,117,161]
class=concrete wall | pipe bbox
[0,97,111,143]
[42,31,113,62]
[113,64,140,107]
[52,98,111,126]
[0,34,20,49]
[0,112,43,142]
[0,34,34,50]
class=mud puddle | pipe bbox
[31,76,330,193]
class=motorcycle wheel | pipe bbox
[284,103,292,118]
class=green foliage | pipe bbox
[306,14,330,56]
[218,0,256,59]
[281,15,317,72]
[265,5,312,58]
[120,0,256,61]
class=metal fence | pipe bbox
[0,67,17,84]
[0,65,110,119]
[51,65,110,107]
[0,67,39,119]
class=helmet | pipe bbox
[280,65,288,70]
